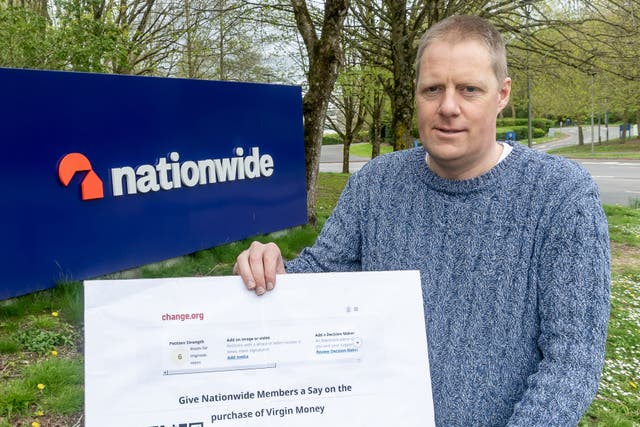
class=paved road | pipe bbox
[577,160,640,206]
[319,144,369,173]
[539,125,630,152]
[320,138,640,206]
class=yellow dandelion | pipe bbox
[51,311,59,317]
[37,383,45,390]
[51,350,58,357]
[35,409,44,416]
[31,422,40,427]
[631,381,638,389]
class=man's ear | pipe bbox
[497,77,512,113]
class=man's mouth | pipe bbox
[435,127,464,134]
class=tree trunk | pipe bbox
[621,109,628,143]
[388,0,415,151]
[341,97,357,173]
[218,0,225,80]
[292,0,349,225]
[342,133,351,173]
[390,85,414,151]
[185,0,194,78]
[371,136,381,158]
[578,125,584,146]
[370,92,383,159]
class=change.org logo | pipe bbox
[57,148,275,201]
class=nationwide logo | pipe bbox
[57,148,275,201]
[58,153,105,200]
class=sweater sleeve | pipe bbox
[285,173,364,273]
[507,183,611,426]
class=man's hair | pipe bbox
[415,15,508,83]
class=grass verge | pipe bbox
[580,267,640,426]
[349,143,394,158]
[548,138,640,159]
[1,172,639,426]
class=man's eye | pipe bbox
[424,86,441,96]
[463,86,478,93]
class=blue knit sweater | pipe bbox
[286,142,610,426]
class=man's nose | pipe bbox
[438,90,460,116]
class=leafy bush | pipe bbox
[496,118,528,127]
[496,126,545,141]
[14,315,78,354]
[16,328,76,354]
[497,118,554,134]
[322,133,342,145]
[533,119,555,133]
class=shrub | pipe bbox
[496,118,529,127]
[14,315,78,355]
[532,118,555,133]
[496,118,554,134]
[322,133,342,145]
[356,130,369,143]
[496,126,545,141]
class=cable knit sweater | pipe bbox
[285,142,610,427]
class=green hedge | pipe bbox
[496,118,554,134]
[496,126,545,141]
[323,131,371,145]
[322,133,342,145]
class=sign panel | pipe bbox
[0,68,306,299]
[84,271,434,427]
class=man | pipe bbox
[234,15,610,427]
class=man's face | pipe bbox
[415,39,511,180]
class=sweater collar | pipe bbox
[416,141,525,194]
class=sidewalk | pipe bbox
[319,144,370,173]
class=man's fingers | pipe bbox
[262,243,284,291]
[234,250,256,291]
[234,241,285,295]
[248,243,267,295]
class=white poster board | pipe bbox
[84,271,434,427]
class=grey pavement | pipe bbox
[577,160,640,206]
[319,144,369,173]
[539,125,632,152]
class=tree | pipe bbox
[349,0,428,151]
[506,1,640,144]
[349,0,542,151]
[327,64,367,173]
[106,0,184,75]
[362,66,388,158]
[176,0,275,81]
[0,5,57,69]
[325,17,370,173]
[292,0,349,225]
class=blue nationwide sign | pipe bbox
[0,67,306,300]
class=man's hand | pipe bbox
[233,241,285,295]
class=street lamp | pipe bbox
[525,1,533,149]
[604,97,609,142]
[590,71,595,154]
[527,58,533,149]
